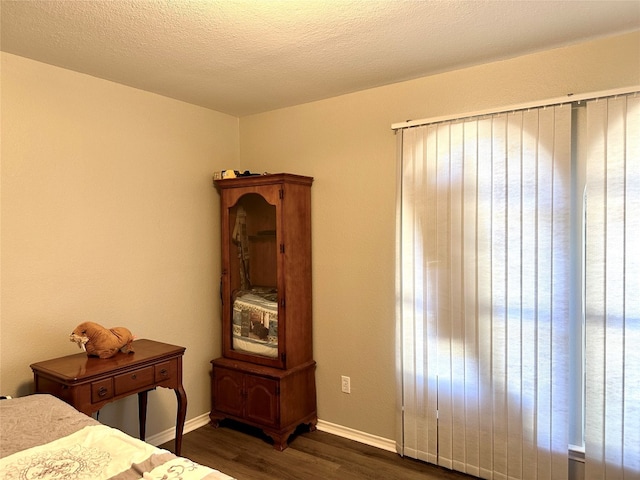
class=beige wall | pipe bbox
[0,52,239,437]
[239,31,640,441]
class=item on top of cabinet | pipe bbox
[213,170,263,181]
[69,321,135,359]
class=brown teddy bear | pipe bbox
[69,321,135,359]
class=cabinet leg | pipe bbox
[209,418,221,428]
[264,427,296,451]
[138,391,148,441]
[271,435,288,451]
[174,386,187,456]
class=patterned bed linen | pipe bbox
[0,395,235,480]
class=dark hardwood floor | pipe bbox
[160,420,480,480]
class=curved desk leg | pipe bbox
[138,390,148,441]
[174,385,187,456]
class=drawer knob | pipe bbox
[160,369,168,377]
[98,386,108,397]
[131,374,137,380]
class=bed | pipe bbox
[0,394,235,480]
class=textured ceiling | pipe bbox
[1,0,639,116]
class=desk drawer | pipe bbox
[155,359,177,383]
[114,366,154,395]
[91,379,114,403]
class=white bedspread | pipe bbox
[0,424,234,480]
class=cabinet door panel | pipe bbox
[245,375,279,427]
[213,368,244,417]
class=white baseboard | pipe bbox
[316,419,397,453]
[147,413,397,455]
[146,412,211,447]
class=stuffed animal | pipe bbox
[69,321,135,359]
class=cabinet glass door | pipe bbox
[227,193,279,361]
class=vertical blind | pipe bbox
[585,94,640,479]
[397,105,572,479]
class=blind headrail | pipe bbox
[391,86,640,131]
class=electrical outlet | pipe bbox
[341,375,351,394]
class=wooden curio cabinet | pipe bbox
[210,173,316,450]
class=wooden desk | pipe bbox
[30,339,187,455]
